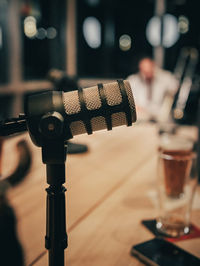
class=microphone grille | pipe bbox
[63,80,136,136]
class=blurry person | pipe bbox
[47,69,88,154]
[127,56,178,121]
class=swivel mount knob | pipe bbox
[39,112,64,138]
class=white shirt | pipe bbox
[127,68,178,119]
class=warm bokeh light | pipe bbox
[119,34,132,51]
[178,15,189,34]
[24,16,37,38]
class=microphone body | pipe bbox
[25,80,137,146]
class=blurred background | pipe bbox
[1,1,200,265]
[0,0,199,121]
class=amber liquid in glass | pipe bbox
[161,149,192,198]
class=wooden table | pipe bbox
[2,122,200,265]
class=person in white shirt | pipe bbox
[127,57,178,121]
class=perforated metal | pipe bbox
[112,112,127,127]
[91,116,106,132]
[63,80,136,136]
[69,121,86,136]
[104,82,122,106]
[124,80,136,112]
[84,86,102,110]
[64,90,81,114]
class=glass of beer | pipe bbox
[156,134,198,237]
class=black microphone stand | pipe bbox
[43,139,68,266]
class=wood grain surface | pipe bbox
[1,123,199,266]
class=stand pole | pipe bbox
[45,164,68,266]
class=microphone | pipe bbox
[63,79,136,136]
[25,79,137,146]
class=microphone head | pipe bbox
[63,80,137,136]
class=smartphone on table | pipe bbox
[130,238,200,266]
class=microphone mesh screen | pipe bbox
[91,116,106,132]
[63,80,136,136]
[70,121,86,136]
[84,86,102,110]
[64,90,81,114]
[104,82,122,106]
[112,112,126,127]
